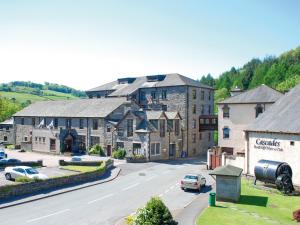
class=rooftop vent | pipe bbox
[146,75,166,82]
[118,77,136,84]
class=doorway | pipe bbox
[169,143,176,157]
[107,145,112,157]
[64,134,73,152]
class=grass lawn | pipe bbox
[197,178,299,225]
[0,91,46,103]
[61,165,103,173]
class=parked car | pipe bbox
[4,166,48,181]
[0,149,7,160]
[71,156,82,162]
[181,174,206,192]
[0,158,21,163]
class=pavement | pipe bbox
[0,158,214,225]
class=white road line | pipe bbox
[26,209,70,223]
[122,182,140,191]
[145,176,156,181]
[87,193,115,204]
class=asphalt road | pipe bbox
[0,159,213,225]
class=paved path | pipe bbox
[0,159,213,225]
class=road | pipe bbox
[0,158,213,225]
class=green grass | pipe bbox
[197,178,299,225]
[61,165,104,173]
[42,90,78,100]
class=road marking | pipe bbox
[122,182,140,191]
[26,209,70,223]
[145,176,156,181]
[87,193,114,204]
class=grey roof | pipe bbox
[87,73,213,96]
[13,98,128,118]
[165,111,181,120]
[145,111,166,120]
[209,165,243,177]
[219,84,283,104]
[0,118,13,125]
[246,84,300,134]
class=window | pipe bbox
[208,132,211,141]
[117,127,124,136]
[150,143,161,155]
[32,118,35,126]
[192,90,197,99]
[24,136,28,142]
[77,135,86,150]
[192,133,196,143]
[4,136,7,142]
[201,90,205,100]
[160,119,165,137]
[205,119,210,124]
[43,117,47,127]
[42,137,45,143]
[255,104,264,118]
[208,91,211,100]
[92,119,98,130]
[66,119,72,129]
[162,90,167,100]
[200,119,205,125]
[39,137,41,142]
[90,136,100,146]
[140,91,146,101]
[107,126,111,132]
[290,141,295,146]
[116,142,124,149]
[192,104,196,114]
[212,118,217,124]
[223,105,230,118]
[127,119,133,137]
[208,105,211,115]
[162,105,167,111]
[174,119,180,136]
[97,94,100,98]
[192,119,196,129]
[35,137,38,141]
[21,118,24,125]
[223,127,230,139]
[201,105,205,115]
[149,119,158,130]
[151,91,156,100]
[6,126,9,131]
[77,118,83,129]
[50,139,56,151]
[167,120,173,132]
[199,132,202,140]
[54,118,58,129]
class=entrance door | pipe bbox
[169,144,176,157]
[64,134,73,152]
[107,145,112,157]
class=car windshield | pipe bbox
[184,175,198,180]
[25,168,39,175]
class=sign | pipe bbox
[254,138,283,151]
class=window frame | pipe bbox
[127,119,133,137]
[223,127,230,139]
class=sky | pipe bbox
[0,0,300,90]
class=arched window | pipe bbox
[255,104,264,118]
[223,127,230,139]
[222,104,230,118]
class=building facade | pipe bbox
[86,73,216,157]
[0,118,14,145]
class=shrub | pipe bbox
[134,197,178,225]
[6,145,15,150]
[88,144,105,156]
[125,215,136,225]
[112,148,126,159]
[132,154,146,160]
[293,209,300,222]
[15,176,34,183]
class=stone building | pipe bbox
[245,84,300,186]
[217,84,283,154]
[0,118,14,145]
[86,73,216,156]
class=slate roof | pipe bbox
[165,111,181,120]
[87,73,213,96]
[219,84,283,104]
[209,165,243,177]
[13,98,128,118]
[0,118,13,125]
[145,111,166,120]
[246,84,300,134]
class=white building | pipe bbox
[217,84,283,154]
[245,84,300,186]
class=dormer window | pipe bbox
[146,75,166,82]
[255,104,264,118]
[223,104,230,118]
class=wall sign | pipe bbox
[254,138,283,151]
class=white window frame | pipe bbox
[150,142,161,156]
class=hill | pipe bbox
[0,81,86,122]
[200,46,300,103]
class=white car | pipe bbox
[181,174,206,192]
[4,166,48,181]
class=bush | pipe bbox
[6,145,15,150]
[132,154,146,160]
[293,209,300,222]
[15,176,42,183]
[134,197,178,225]
[112,148,126,159]
[88,144,105,156]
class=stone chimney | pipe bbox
[230,86,243,96]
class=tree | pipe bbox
[134,197,178,225]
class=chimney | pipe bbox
[230,86,243,97]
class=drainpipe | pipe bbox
[86,118,89,150]
[148,132,151,161]
[168,130,171,159]
[186,86,189,157]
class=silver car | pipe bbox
[4,166,48,181]
[181,174,206,192]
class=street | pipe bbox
[0,158,213,225]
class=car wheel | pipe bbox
[5,173,12,181]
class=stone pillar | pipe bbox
[222,152,227,166]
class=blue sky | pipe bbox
[0,0,299,90]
